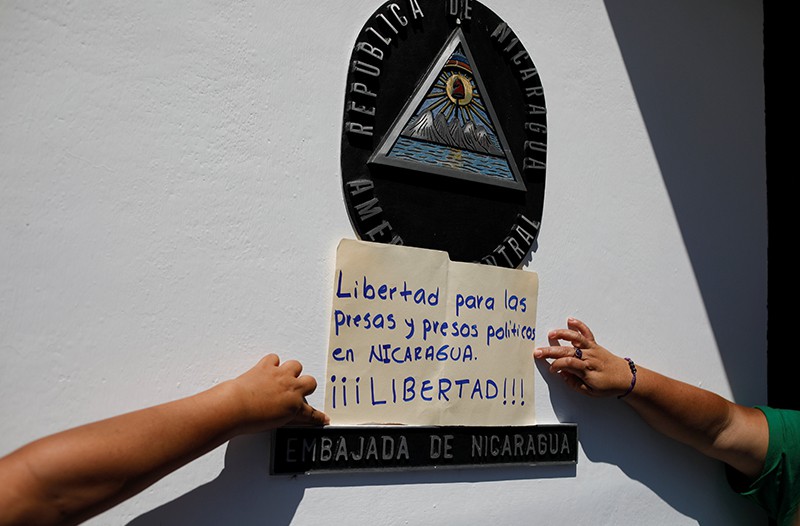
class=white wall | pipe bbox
[0,1,767,524]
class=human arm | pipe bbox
[534,318,768,479]
[0,354,328,526]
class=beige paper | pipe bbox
[324,239,538,426]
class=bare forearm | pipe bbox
[0,382,244,525]
[622,367,767,477]
[0,354,326,526]
[623,368,733,455]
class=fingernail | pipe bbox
[534,349,542,358]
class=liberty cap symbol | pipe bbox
[369,28,526,191]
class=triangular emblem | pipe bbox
[369,28,526,191]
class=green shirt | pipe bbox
[730,406,800,525]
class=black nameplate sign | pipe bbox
[270,425,577,474]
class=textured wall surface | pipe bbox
[0,1,767,524]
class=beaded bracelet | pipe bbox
[617,357,637,399]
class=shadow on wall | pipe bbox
[128,432,575,526]
[601,0,767,405]
[127,435,304,526]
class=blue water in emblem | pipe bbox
[388,137,515,181]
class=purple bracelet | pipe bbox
[617,357,637,399]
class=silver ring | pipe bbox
[574,348,583,359]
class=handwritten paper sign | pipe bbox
[324,239,538,426]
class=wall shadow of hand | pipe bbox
[127,433,306,526]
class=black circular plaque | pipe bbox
[341,0,547,268]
